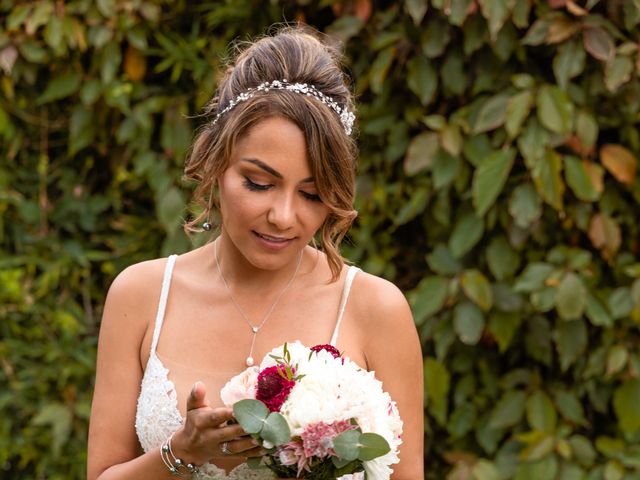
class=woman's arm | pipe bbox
[355,274,425,479]
[87,261,258,479]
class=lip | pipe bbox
[252,231,296,250]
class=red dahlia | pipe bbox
[310,344,341,358]
[256,365,296,412]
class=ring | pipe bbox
[221,441,231,455]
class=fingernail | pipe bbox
[191,382,199,395]
[251,439,259,447]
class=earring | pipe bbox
[203,222,212,231]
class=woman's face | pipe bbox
[218,116,330,270]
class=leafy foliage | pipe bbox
[2,0,640,479]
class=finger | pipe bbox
[216,438,262,458]
[206,407,235,428]
[187,381,209,411]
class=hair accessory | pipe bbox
[215,238,302,367]
[160,433,199,477]
[212,79,355,135]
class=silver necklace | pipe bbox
[215,241,303,367]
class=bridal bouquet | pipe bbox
[220,342,403,480]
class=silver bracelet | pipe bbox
[160,433,199,477]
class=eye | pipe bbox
[243,176,271,191]
[300,191,322,202]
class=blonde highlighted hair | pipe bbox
[183,26,358,282]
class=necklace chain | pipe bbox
[214,240,302,366]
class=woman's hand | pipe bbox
[171,381,264,465]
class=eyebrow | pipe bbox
[241,158,314,183]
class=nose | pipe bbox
[267,192,296,230]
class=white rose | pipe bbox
[220,366,259,406]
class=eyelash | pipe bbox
[242,177,322,202]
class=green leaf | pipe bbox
[424,357,451,425]
[37,73,82,105]
[473,93,510,134]
[486,236,520,281]
[404,132,439,175]
[605,54,634,92]
[426,244,463,275]
[506,90,534,138]
[585,293,613,326]
[576,110,599,150]
[433,150,461,189]
[472,148,515,216]
[531,150,565,211]
[101,41,122,84]
[554,390,587,426]
[514,263,554,293]
[69,106,96,156]
[448,403,477,439]
[514,455,558,480]
[569,435,596,467]
[555,272,587,320]
[488,390,527,429]
[461,269,493,311]
[326,16,364,43]
[564,156,600,202]
[407,54,437,106]
[421,17,451,58]
[261,412,291,446]
[453,300,485,345]
[613,379,640,435]
[357,433,390,461]
[369,47,395,95]
[449,213,484,258]
[608,288,633,319]
[522,19,549,46]
[478,0,512,41]
[488,311,523,352]
[553,39,586,91]
[536,85,574,135]
[527,390,557,433]
[583,26,614,62]
[411,276,449,325]
[333,429,361,461]
[233,399,269,434]
[554,319,587,371]
[509,183,542,229]
[405,0,428,25]
[472,459,498,480]
[157,187,185,233]
[606,345,629,377]
[31,403,73,458]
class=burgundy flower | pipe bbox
[310,344,341,358]
[256,365,296,412]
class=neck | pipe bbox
[213,233,304,294]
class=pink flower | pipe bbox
[220,366,259,406]
[256,365,296,412]
[276,441,310,476]
[300,420,356,458]
[310,344,341,358]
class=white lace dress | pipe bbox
[135,254,363,479]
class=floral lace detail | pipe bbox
[135,352,274,479]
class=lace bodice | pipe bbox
[135,254,361,479]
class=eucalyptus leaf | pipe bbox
[233,399,269,434]
[357,433,390,461]
[261,412,291,446]
[333,429,361,461]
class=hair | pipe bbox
[183,26,358,282]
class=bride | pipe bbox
[87,26,424,479]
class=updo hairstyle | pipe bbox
[183,26,358,281]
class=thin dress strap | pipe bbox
[330,265,361,347]
[150,254,178,354]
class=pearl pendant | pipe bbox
[252,326,259,333]
[246,356,254,367]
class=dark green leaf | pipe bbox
[555,272,587,320]
[37,73,82,105]
[453,300,485,345]
[536,85,574,135]
[449,213,484,258]
[472,148,515,216]
[554,319,588,371]
[488,390,527,429]
[407,54,438,106]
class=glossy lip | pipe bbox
[252,231,296,250]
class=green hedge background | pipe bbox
[2,0,640,479]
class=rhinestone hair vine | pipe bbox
[211,79,356,135]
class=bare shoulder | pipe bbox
[349,269,413,329]
[101,257,170,338]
